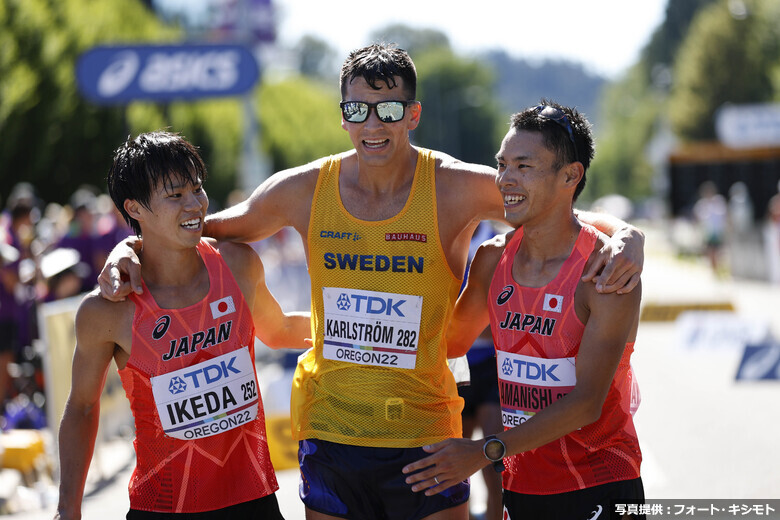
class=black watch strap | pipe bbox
[483,435,506,473]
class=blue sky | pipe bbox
[155,0,667,79]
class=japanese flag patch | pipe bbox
[543,294,563,313]
[210,296,236,319]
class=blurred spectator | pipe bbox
[765,181,780,284]
[95,193,134,248]
[40,248,90,302]
[5,182,41,260]
[0,242,21,415]
[0,183,42,417]
[728,181,754,234]
[55,186,98,291]
[55,186,109,294]
[591,193,634,222]
[693,181,728,275]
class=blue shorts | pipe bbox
[299,439,470,520]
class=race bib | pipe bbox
[496,350,576,428]
[151,346,258,440]
[322,287,422,369]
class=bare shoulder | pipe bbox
[471,230,512,277]
[76,290,134,340]
[261,158,325,196]
[208,239,262,282]
[431,149,503,221]
[434,150,496,181]
[77,290,129,321]
[243,158,327,233]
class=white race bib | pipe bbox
[322,287,422,369]
[151,346,258,440]
[496,350,576,428]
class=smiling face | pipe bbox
[126,176,208,250]
[341,76,421,167]
[496,127,579,228]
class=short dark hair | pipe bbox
[107,131,207,236]
[510,100,594,201]
[340,43,417,101]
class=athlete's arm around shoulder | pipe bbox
[446,232,511,358]
[204,159,325,243]
[55,292,133,520]
[212,239,310,350]
[434,152,506,223]
[98,159,324,302]
[431,152,506,275]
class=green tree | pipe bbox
[413,48,503,167]
[0,0,256,208]
[587,66,664,201]
[590,0,729,202]
[296,35,338,81]
[257,76,351,172]
[369,24,451,57]
[668,0,780,141]
[0,0,182,206]
[640,0,719,87]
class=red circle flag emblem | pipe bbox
[210,296,236,319]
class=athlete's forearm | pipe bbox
[575,209,643,240]
[499,385,606,459]
[445,316,486,358]
[204,177,292,244]
[56,403,101,519]
[262,312,311,350]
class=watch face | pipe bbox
[484,438,506,461]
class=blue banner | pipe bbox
[76,43,260,104]
[736,340,780,381]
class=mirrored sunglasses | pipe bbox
[340,100,415,123]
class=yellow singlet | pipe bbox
[292,149,464,448]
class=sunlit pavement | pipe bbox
[6,223,780,518]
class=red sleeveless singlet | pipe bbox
[119,240,278,512]
[487,225,641,495]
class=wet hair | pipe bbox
[510,99,594,201]
[107,131,207,236]
[340,43,417,100]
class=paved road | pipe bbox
[7,225,780,518]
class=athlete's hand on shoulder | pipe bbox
[97,236,143,301]
[581,225,644,294]
[402,438,486,496]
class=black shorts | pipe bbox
[299,439,469,520]
[503,477,645,520]
[126,493,284,520]
[458,354,499,417]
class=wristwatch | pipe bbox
[482,435,506,473]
